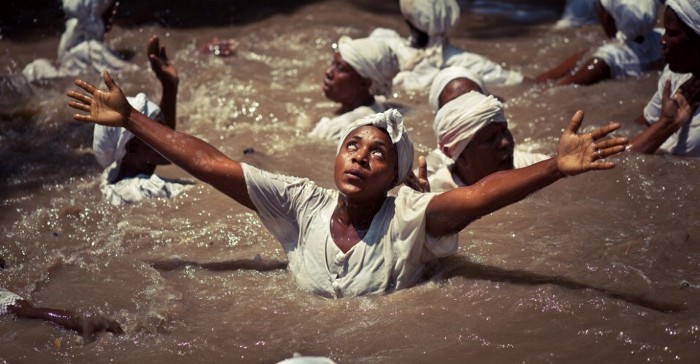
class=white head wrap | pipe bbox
[337,36,399,97]
[433,92,507,161]
[337,109,414,186]
[92,93,161,168]
[399,0,460,37]
[428,66,487,112]
[666,0,700,36]
[599,0,659,40]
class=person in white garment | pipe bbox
[536,0,663,85]
[554,0,601,30]
[629,0,700,157]
[310,36,399,142]
[427,91,549,192]
[23,0,138,83]
[0,257,122,339]
[369,0,524,92]
[93,36,190,206]
[67,69,627,298]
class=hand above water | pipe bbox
[147,35,179,89]
[555,110,627,176]
[67,71,132,128]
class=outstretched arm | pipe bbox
[67,72,255,210]
[426,111,627,237]
[147,35,178,129]
[535,49,588,83]
[8,300,123,338]
[630,79,698,154]
[555,57,611,86]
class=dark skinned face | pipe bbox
[662,8,700,75]
[323,53,371,106]
[454,122,515,186]
[334,126,398,204]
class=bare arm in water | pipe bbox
[8,300,123,338]
[535,50,612,86]
[67,72,255,210]
[425,110,627,237]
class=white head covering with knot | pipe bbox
[429,66,487,112]
[666,0,700,35]
[599,0,659,41]
[337,36,400,97]
[399,0,460,38]
[337,109,414,186]
[92,93,161,169]
[433,91,507,161]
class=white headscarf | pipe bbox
[433,92,507,161]
[599,0,659,41]
[337,36,399,97]
[428,66,487,112]
[399,0,460,37]
[337,109,414,186]
[666,0,700,35]
[92,93,161,168]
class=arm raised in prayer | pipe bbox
[147,35,179,129]
[67,71,255,210]
[630,80,696,154]
[425,110,627,237]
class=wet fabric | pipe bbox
[643,65,700,157]
[0,288,21,315]
[22,0,137,82]
[242,163,458,298]
[666,0,700,35]
[337,36,399,97]
[428,66,487,112]
[99,162,191,206]
[433,92,507,161]
[309,101,388,142]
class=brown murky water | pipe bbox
[1,1,699,363]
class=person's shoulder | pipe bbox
[369,28,402,40]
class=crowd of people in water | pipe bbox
[2,1,699,356]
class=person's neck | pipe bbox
[339,94,375,114]
[334,194,385,231]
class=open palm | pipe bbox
[67,71,132,128]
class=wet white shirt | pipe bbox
[590,29,662,80]
[100,162,191,206]
[643,65,700,157]
[310,101,388,142]
[0,288,21,315]
[243,164,458,298]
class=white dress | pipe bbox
[243,164,458,298]
[100,162,191,206]
[643,65,700,157]
[0,288,22,315]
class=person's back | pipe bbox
[369,0,524,91]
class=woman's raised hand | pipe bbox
[555,110,628,176]
[67,71,132,128]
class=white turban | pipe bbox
[599,0,659,40]
[337,109,414,186]
[399,0,460,37]
[337,36,399,97]
[433,92,507,161]
[666,0,700,35]
[428,66,487,112]
[92,93,161,168]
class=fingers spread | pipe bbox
[66,90,92,104]
[74,79,97,94]
[68,100,90,112]
[591,122,621,140]
[73,114,93,122]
